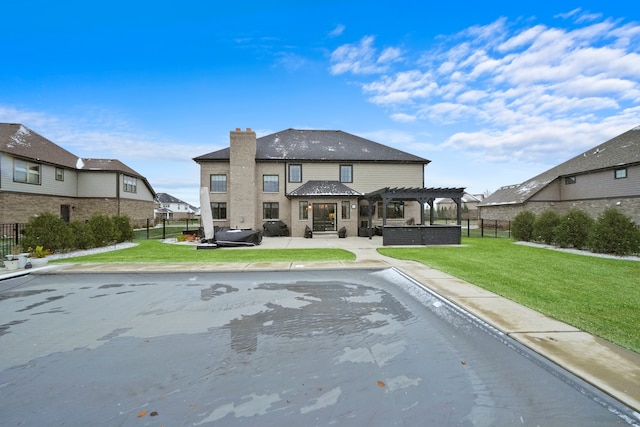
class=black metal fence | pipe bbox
[133,219,201,240]
[437,219,512,239]
[0,223,27,260]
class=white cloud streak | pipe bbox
[330,10,640,164]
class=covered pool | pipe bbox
[0,269,635,426]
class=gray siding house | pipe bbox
[478,125,640,224]
[194,128,430,237]
[154,192,197,221]
[0,123,156,225]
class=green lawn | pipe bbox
[379,238,640,353]
[52,239,355,263]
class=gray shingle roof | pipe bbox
[194,129,430,163]
[287,180,362,197]
[479,125,640,206]
[0,123,147,178]
[0,123,79,169]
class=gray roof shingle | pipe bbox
[287,180,362,197]
[194,129,430,163]
[479,125,640,206]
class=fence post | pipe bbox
[508,221,511,239]
[146,218,150,240]
[481,219,484,238]
[14,223,20,246]
[467,219,470,237]
[494,220,498,238]
[162,218,166,240]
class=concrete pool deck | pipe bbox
[2,234,640,415]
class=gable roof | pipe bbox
[0,123,79,169]
[479,125,640,206]
[0,123,147,177]
[287,180,362,197]
[194,129,430,164]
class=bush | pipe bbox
[69,221,96,249]
[533,210,561,245]
[589,208,640,256]
[511,211,536,241]
[21,212,72,253]
[555,209,593,249]
[88,213,118,247]
[113,215,135,242]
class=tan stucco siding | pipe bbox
[0,154,78,197]
[284,162,424,194]
[78,172,117,197]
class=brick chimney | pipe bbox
[229,128,257,229]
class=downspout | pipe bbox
[116,172,121,216]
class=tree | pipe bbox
[533,210,561,244]
[511,211,536,242]
[555,209,593,249]
[589,208,640,256]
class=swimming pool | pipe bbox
[0,269,635,425]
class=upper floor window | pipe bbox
[124,175,137,193]
[564,176,576,185]
[289,164,302,183]
[210,174,227,192]
[263,175,279,192]
[14,160,40,184]
[55,168,64,181]
[340,165,353,183]
[615,168,627,179]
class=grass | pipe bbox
[379,238,640,353]
[51,239,355,263]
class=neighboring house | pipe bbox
[193,128,431,237]
[478,125,640,225]
[0,123,156,225]
[154,192,197,220]
[437,193,484,220]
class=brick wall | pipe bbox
[0,192,153,227]
[479,197,640,225]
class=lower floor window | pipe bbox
[263,202,279,219]
[211,202,227,220]
[341,201,351,219]
[378,201,404,219]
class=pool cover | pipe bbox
[0,268,636,426]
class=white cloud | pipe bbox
[390,113,416,123]
[328,24,345,38]
[329,36,401,75]
[336,13,640,166]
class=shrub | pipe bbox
[21,212,72,252]
[69,221,96,249]
[113,215,135,242]
[555,209,594,249]
[533,210,561,245]
[511,211,536,241]
[589,208,640,256]
[88,213,118,247]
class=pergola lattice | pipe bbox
[363,187,466,226]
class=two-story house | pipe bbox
[154,192,197,221]
[0,123,155,225]
[478,125,640,225]
[194,128,431,237]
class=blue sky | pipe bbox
[2,1,639,207]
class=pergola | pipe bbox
[363,187,466,226]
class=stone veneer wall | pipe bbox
[0,192,153,227]
[479,197,640,225]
